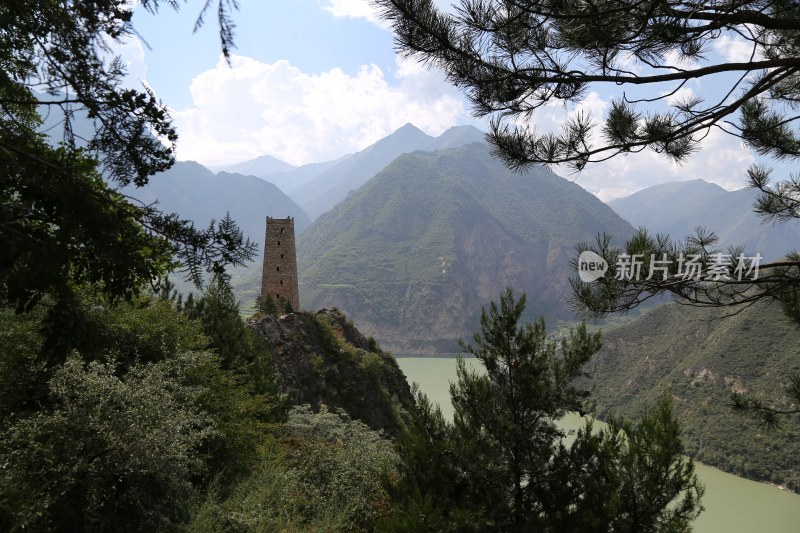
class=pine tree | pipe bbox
[256,294,279,316]
[377,0,800,322]
[452,288,601,529]
[385,288,703,531]
[0,1,254,316]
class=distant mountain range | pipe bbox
[211,154,296,177]
[124,161,310,256]
[213,123,486,221]
[295,143,634,354]
[213,155,349,197]
[289,123,486,219]
[608,179,800,261]
[120,127,800,359]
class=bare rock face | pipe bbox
[246,308,415,436]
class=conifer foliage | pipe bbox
[0,1,254,314]
[376,0,800,323]
[378,0,800,174]
[385,289,703,531]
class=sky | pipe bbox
[124,0,779,201]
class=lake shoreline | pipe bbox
[397,356,800,533]
[393,353,799,495]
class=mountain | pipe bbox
[214,155,351,196]
[125,161,310,256]
[260,156,350,194]
[609,179,800,261]
[212,154,296,177]
[427,124,486,150]
[291,124,486,220]
[296,143,635,354]
[587,301,800,491]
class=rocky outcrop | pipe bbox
[246,308,415,436]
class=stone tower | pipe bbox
[260,216,300,311]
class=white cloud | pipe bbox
[320,0,456,28]
[714,35,758,63]
[575,127,755,202]
[320,0,389,28]
[665,86,694,107]
[172,55,467,166]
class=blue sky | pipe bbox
[122,0,776,201]
[124,0,476,171]
[132,1,396,110]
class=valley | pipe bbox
[128,121,800,502]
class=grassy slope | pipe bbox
[588,302,800,490]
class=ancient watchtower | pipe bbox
[260,216,300,311]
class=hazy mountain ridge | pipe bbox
[124,161,310,254]
[296,143,635,354]
[215,155,350,196]
[291,123,487,220]
[609,179,800,261]
[211,154,296,177]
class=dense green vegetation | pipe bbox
[296,142,634,353]
[384,289,703,531]
[586,301,800,490]
[189,405,399,532]
[0,283,406,532]
[0,288,275,531]
[1,280,717,531]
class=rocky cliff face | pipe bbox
[246,308,415,436]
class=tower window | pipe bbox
[277,241,280,245]
[276,267,280,271]
[280,254,284,259]
[279,280,283,285]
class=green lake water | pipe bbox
[396,357,800,533]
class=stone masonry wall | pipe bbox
[260,216,300,310]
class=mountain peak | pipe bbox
[173,160,215,178]
[298,143,634,353]
[396,122,423,133]
[439,124,483,135]
[382,123,429,142]
[212,154,296,178]
[432,125,486,150]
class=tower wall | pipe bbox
[260,216,300,311]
